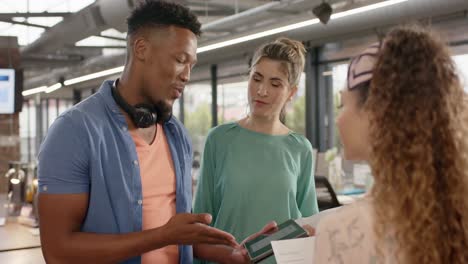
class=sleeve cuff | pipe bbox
[38,182,89,194]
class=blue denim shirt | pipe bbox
[38,80,194,264]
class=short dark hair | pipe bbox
[127,0,202,37]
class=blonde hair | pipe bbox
[250,38,306,123]
[364,26,468,263]
[251,37,306,87]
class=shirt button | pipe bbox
[138,200,142,205]
[42,186,48,191]
[121,126,127,132]
[133,160,138,166]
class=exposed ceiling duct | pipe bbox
[21,53,85,68]
[20,0,271,90]
[20,0,144,55]
[202,1,282,32]
[99,0,137,32]
[21,1,111,54]
[20,0,269,56]
[21,0,285,89]
[196,0,468,65]
[21,0,468,95]
[21,0,352,89]
[24,52,126,89]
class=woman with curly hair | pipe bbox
[313,26,468,263]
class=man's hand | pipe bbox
[162,213,238,247]
[241,221,279,245]
[223,222,315,264]
[193,221,315,264]
[221,221,280,264]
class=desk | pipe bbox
[337,194,366,205]
[0,223,44,263]
[336,187,366,205]
[0,247,45,264]
[0,223,41,252]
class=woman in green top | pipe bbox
[194,38,319,264]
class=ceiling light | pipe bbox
[25,0,408,94]
[22,86,47,96]
[197,0,408,53]
[64,66,124,86]
[44,66,124,93]
[197,18,320,53]
[331,0,407,19]
[45,83,62,93]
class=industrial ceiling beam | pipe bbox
[0,12,71,19]
[0,19,49,29]
[97,34,126,41]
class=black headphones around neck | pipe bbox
[111,79,158,128]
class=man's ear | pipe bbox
[132,36,149,62]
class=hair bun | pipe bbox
[275,37,306,56]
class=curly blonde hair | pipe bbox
[363,26,468,263]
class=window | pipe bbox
[331,63,349,149]
[217,81,248,125]
[285,74,306,135]
[183,83,212,156]
[453,54,468,92]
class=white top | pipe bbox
[299,198,399,264]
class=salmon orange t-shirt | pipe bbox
[130,124,179,264]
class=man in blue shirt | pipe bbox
[37,1,247,263]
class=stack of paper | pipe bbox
[271,236,315,264]
[295,207,338,228]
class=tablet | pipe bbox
[244,219,308,263]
